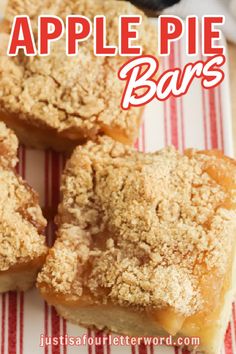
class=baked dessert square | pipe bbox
[37,137,236,354]
[0,121,47,293]
[0,0,156,151]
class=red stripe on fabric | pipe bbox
[150,343,154,354]
[51,307,61,354]
[164,99,168,146]
[175,347,179,354]
[51,152,61,213]
[51,151,61,245]
[233,303,236,336]
[232,303,236,354]
[63,319,67,354]
[8,292,17,354]
[201,80,208,149]
[44,151,49,204]
[44,150,49,354]
[106,334,111,354]
[218,86,224,151]
[208,89,218,149]
[169,91,179,147]
[16,147,20,174]
[44,151,50,246]
[169,43,179,149]
[44,302,49,354]
[181,349,190,354]
[19,146,26,354]
[134,138,139,150]
[1,294,5,354]
[131,344,136,354]
[94,331,105,354]
[177,40,185,151]
[199,28,209,150]
[138,341,148,354]
[162,56,168,146]
[87,329,92,354]
[225,323,234,354]
[19,293,24,354]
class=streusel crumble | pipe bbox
[0,0,156,150]
[0,121,47,292]
[37,137,236,353]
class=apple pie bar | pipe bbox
[0,0,156,151]
[37,137,236,353]
[0,121,47,293]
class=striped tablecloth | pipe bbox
[0,28,235,354]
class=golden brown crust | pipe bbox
[0,122,47,273]
[37,137,236,317]
[0,0,157,149]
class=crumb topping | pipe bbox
[0,0,157,143]
[38,137,236,316]
[0,121,18,167]
[0,122,47,271]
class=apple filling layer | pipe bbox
[37,137,236,353]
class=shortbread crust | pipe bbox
[38,137,236,353]
[0,0,156,150]
[0,121,47,292]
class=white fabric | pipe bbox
[162,0,236,43]
[230,0,236,16]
